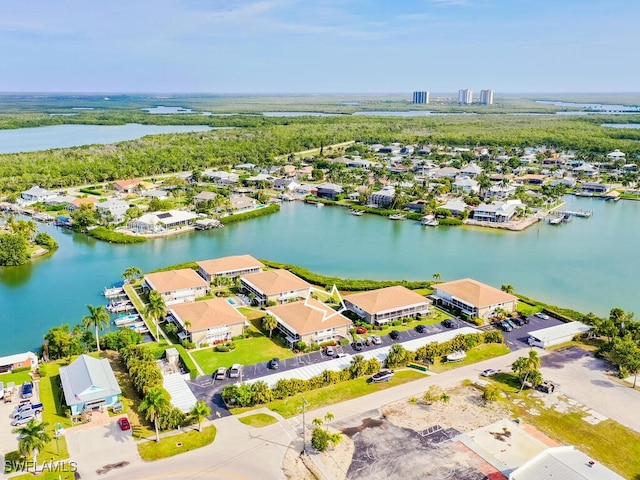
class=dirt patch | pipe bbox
[381,385,509,434]
[342,417,384,437]
[283,428,355,480]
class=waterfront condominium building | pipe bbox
[412,91,429,104]
[480,89,494,105]
[458,89,473,104]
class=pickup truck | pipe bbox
[12,403,43,419]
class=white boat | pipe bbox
[388,214,406,220]
[446,350,466,362]
[114,314,139,326]
[127,321,146,330]
[316,202,324,208]
[421,215,439,226]
[350,209,363,216]
[107,301,134,313]
[103,286,125,298]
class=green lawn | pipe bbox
[0,370,33,386]
[369,309,453,337]
[516,302,542,316]
[137,426,216,461]
[231,369,426,418]
[237,413,278,428]
[39,362,72,430]
[191,335,295,374]
[429,343,510,373]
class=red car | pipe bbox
[118,417,131,431]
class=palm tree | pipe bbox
[262,314,278,338]
[501,284,514,294]
[432,273,442,282]
[122,266,143,284]
[82,304,110,352]
[13,419,52,466]
[145,290,167,340]
[139,387,170,442]
[323,412,334,432]
[190,400,211,432]
[349,354,366,378]
[312,417,324,429]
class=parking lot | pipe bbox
[500,314,565,350]
[0,380,42,455]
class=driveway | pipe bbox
[66,417,140,478]
[500,315,565,350]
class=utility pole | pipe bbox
[301,397,309,454]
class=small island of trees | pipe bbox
[0,216,58,266]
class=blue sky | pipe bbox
[1,0,638,93]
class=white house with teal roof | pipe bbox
[59,354,122,416]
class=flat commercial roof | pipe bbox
[163,373,197,414]
[528,322,590,343]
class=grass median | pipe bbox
[137,426,217,461]
[238,413,278,428]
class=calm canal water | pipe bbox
[1,197,639,354]
[0,124,212,154]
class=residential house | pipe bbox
[344,286,431,325]
[44,195,75,206]
[346,159,373,169]
[140,189,168,200]
[234,163,256,170]
[168,298,246,347]
[519,174,546,185]
[193,191,218,204]
[316,183,343,200]
[20,186,58,205]
[113,179,143,193]
[197,255,264,282]
[281,165,297,177]
[0,351,38,373]
[274,179,300,191]
[66,197,97,212]
[413,161,437,175]
[607,149,626,161]
[404,200,427,213]
[551,178,577,188]
[369,186,396,207]
[430,167,460,179]
[240,269,311,305]
[267,298,352,347]
[440,198,468,216]
[459,163,483,178]
[59,354,122,416]
[453,176,480,194]
[473,201,521,223]
[295,184,316,195]
[144,268,210,305]
[203,170,239,185]
[127,210,199,234]
[296,165,314,179]
[431,278,518,320]
[579,182,608,194]
[377,145,401,154]
[229,195,257,212]
[573,163,599,177]
[95,198,130,223]
[244,174,276,186]
[485,183,516,200]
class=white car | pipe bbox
[325,346,336,356]
[370,335,382,345]
[11,414,34,427]
[481,368,499,377]
[535,312,550,320]
[229,364,242,378]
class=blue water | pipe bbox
[0,124,212,154]
[1,196,640,354]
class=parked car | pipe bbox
[229,364,242,378]
[536,381,557,394]
[352,340,364,351]
[415,325,427,334]
[11,414,35,427]
[505,319,518,329]
[370,370,394,383]
[325,346,336,357]
[389,330,400,340]
[214,367,227,380]
[535,312,550,320]
[117,417,131,431]
[512,317,525,327]
[21,382,33,399]
[370,335,382,345]
[442,319,455,328]
[500,321,513,332]
[268,358,280,369]
[481,369,499,377]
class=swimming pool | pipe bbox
[227,298,236,306]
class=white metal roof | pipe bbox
[528,322,590,344]
[246,327,481,388]
[163,373,197,413]
[509,446,624,480]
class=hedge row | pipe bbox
[220,203,280,225]
[88,227,146,244]
[260,259,432,291]
[174,344,198,380]
[438,218,463,226]
[221,356,381,408]
[515,293,584,321]
[149,261,199,273]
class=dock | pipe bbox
[549,209,593,219]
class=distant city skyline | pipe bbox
[1,0,639,93]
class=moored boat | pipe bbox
[114,314,139,326]
[388,213,406,220]
[350,209,364,216]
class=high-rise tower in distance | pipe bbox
[480,89,494,105]
[412,91,430,104]
[458,89,473,104]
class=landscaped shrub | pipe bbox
[219,203,280,225]
[355,326,368,334]
[175,344,198,379]
[88,227,146,244]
